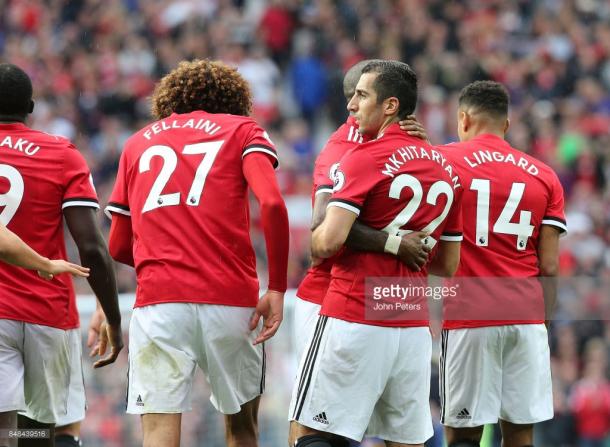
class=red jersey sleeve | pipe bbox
[313,146,340,196]
[62,144,99,210]
[541,172,567,234]
[439,187,463,242]
[105,152,131,217]
[241,122,279,169]
[328,148,378,216]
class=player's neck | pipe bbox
[376,116,399,138]
[467,125,505,141]
[0,114,26,124]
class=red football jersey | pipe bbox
[296,115,365,305]
[439,134,567,329]
[0,122,99,329]
[321,124,463,327]
[106,111,278,309]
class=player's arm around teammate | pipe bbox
[312,189,431,270]
[0,222,90,279]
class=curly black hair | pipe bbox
[151,59,252,119]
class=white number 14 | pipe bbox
[470,178,534,250]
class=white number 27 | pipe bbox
[139,141,223,213]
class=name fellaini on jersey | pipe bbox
[142,117,222,140]
[380,144,461,190]
[0,135,41,156]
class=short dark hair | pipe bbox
[343,59,383,101]
[361,60,417,119]
[0,63,33,116]
[458,81,509,118]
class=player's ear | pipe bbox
[503,118,510,134]
[28,100,34,114]
[385,97,399,116]
[460,109,470,133]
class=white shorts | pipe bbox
[127,303,265,415]
[289,316,433,444]
[54,343,86,427]
[293,297,321,363]
[0,320,84,424]
[440,324,553,427]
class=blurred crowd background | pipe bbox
[1,0,610,445]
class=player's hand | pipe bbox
[87,306,106,356]
[397,231,431,271]
[398,115,429,143]
[92,321,124,368]
[37,259,90,280]
[249,290,284,345]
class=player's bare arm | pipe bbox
[243,152,289,344]
[0,222,90,278]
[64,207,123,368]
[537,225,560,328]
[313,191,430,270]
[311,190,331,231]
[427,240,461,277]
[347,224,431,271]
[311,206,357,258]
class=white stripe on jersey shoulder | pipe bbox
[347,126,353,142]
[104,205,131,219]
[62,201,100,210]
[439,234,463,242]
[541,219,568,234]
[242,147,280,168]
[242,147,278,160]
[315,186,333,195]
[327,201,360,216]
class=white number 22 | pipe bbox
[382,174,454,249]
[139,141,223,213]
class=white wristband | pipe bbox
[384,234,401,255]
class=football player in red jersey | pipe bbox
[294,59,430,361]
[289,61,463,447]
[290,59,431,447]
[435,82,564,447]
[0,63,123,447]
[104,60,289,447]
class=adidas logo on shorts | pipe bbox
[313,412,329,425]
[456,408,471,419]
[136,395,144,406]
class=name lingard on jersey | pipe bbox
[0,135,41,156]
[463,150,539,176]
[143,118,222,140]
[381,145,461,190]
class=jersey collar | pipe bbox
[470,133,509,147]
